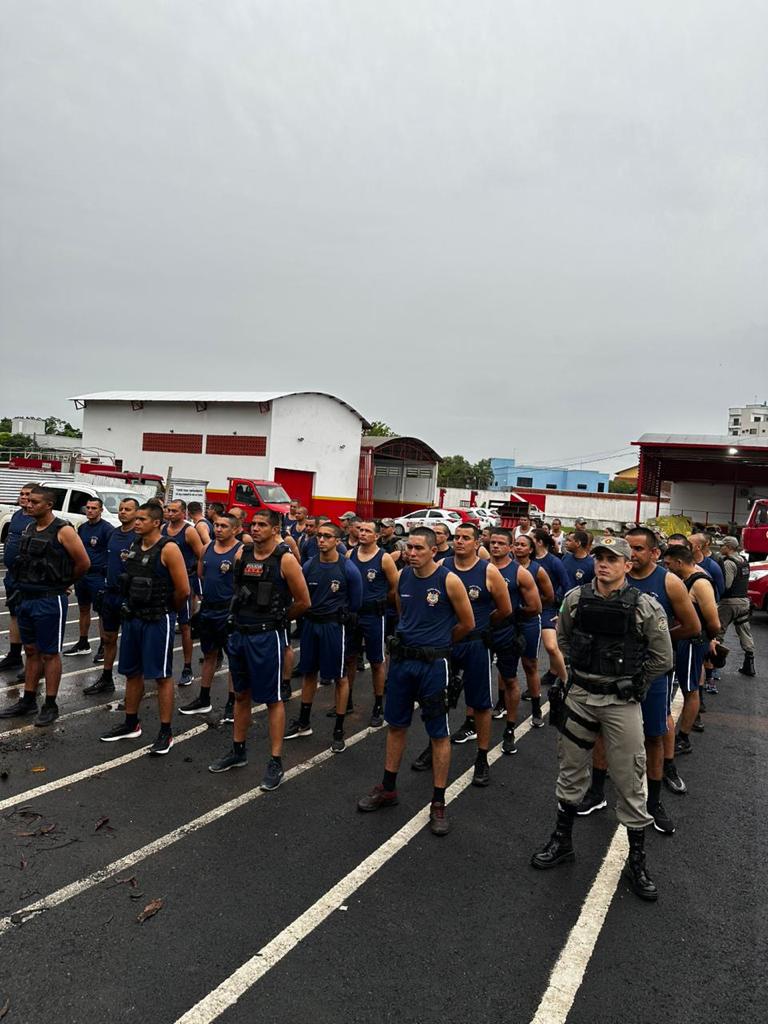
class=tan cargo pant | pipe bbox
[555,693,653,830]
[717,598,754,654]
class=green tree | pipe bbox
[44,416,82,438]
[439,455,495,489]
[0,418,11,433]
[609,478,637,494]
[472,458,494,489]
[367,420,396,437]
[0,433,36,451]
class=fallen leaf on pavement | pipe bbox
[31,765,46,774]
[94,816,110,832]
[20,855,27,871]
[0,997,9,1018]
[40,823,56,834]
[136,898,164,923]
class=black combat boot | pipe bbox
[530,803,577,869]
[623,827,658,902]
[738,653,756,677]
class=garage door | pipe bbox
[274,468,315,512]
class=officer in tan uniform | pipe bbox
[531,536,673,901]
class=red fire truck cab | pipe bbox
[742,499,768,562]
[226,478,291,523]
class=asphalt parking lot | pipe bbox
[0,571,766,1024]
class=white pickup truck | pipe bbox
[0,481,152,544]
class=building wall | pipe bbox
[728,404,768,437]
[80,396,363,517]
[669,481,760,526]
[12,417,46,436]
[372,459,437,516]
[490,458,609,492]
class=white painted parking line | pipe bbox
[528,691,684,1024]
[0,724,378,937]
[173,708,546,1024]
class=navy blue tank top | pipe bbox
[106,526,137,589]
[536,552,570,603]
[496,560,521,612]
[162,522,198,576]
[398,565,456,647]
[303,556,349,614]
[201,541,242,603]
[442,556,492,631]
[627,564,673,620]
[350,547,387,604]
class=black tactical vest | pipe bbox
[16,518,73,594]
[683,571,712,642]
[233,542,290,627]
[721,555,749,599]
[570,585,646,681]
[120,537,172,621]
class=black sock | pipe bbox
[663,758,674,771]
[679,729,689,740]
[475,748,488,767]
[463,715,475,729]
[200,686,211,702]
[432,786,446,804]
[299,702,312,727]
[44,695,57,708]
[504,721,515,734]
[705,667,713,681]
[21,690,36,705]
[233,741,246,756]
[125,712,139,729]
[382,769,397,792]
[591,766,608,797]
[183,662,192,672]
[647,778,662,807]
[79,635,89,645]
[270,754,282,767]
[531,697,541,715]
[334,713,345,734]
[373,695,383,713]
[159,721,172,735]
[9,642,22,657]
[102,668,113,679]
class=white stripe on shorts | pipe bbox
[56,596,66,653]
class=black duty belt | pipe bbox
[202,599,231,611]
[20,588,69,599]
[571,672,622,696]
[234,621,283,635]
[391,644,450,663]
[360,599,387,616]
[304,610,344,624]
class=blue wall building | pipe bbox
[490,458,609,493]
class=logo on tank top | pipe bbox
[330,579,341,593]
[426,588,440,606]
[120,550,130,562]
[244,563,264,577]
[468,585,481,601]
[366,569,377,582]
[575,570,585,581]
[89,536,99,547]
[219,560,232,574]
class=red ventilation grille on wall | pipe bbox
[205,435,267,457]
[142,433,203,453]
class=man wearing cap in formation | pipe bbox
[531,535,673,902]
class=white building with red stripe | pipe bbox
[71,391,369,520]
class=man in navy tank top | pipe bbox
[285,521,363,753]
[162,500,205,687]
[64,497,114,660]
[0,482,35,675]
[357,527,474,836]
[346,520,399,728]
[208,510,310,790]
[435,522,512,787]
[84,497,140,696]
[179,513,242,718]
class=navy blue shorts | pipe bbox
[675,639,706,694]
[199,609,230,655]
[176,594,192,627]
[75,574,106,608]
[451,639,493,710]
[641,673,672,737]
[18,594,68,654]
[4,568,19,610]
[298,620,347,679]
[118,613,177,680]
[541,606,558,630]
[228,629,283,704]
[100,592,123,633]
[347,613,386,665]
[501,617,541,677]
[384,657,450,738]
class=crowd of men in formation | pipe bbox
[0,484,759,901]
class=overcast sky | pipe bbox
[1,1,766,471]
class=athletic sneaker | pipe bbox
[429,801,451,836]
[369,707,384,728]
[663,763,687,795]
[100,720,142,742]
[259,757,285,791]
[93,643,105,664]
[649,801,675,835]
[674,734,692,756]
[411,745,432,772]
[34,703,59,728]
[451,722,477,744]
[208,747,248,773]
[0,652,23,672]
[284,719,313,740]
[576,790,607,816]
[0,698,38,719]
[704,681,719,695]
[492,696,506,720]
[179,695,213,716]
[692,714,704,733]
[148,730,174,756]
[83,672,115,696]
[63,639,90,657]
[540,670,556,687]
[357,784,399,811]
[221,699,235,724]
[177,667,194,687]
[331,730,346,753]
[531,709,545,728]
[521,689,532,701]
[472,761,490,787]
[502,726,517,756]
[281,682,292,703]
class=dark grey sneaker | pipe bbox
[411,744,432,772]
[209,747,248,773]
[331,731,346,753]
[259,757,285,791]
[429,801,451,836]
[177,667,194,688]
[663,763,687,795]
[148,730,174,756]
[0,698,38,719]
[472,761,490,787]
[369,707,384,728]
[63,640,90,657]
[100,720,142,742]
[178,695,213,716]
[502,726,517,756]
[34,703,59,727]
[284,718,312,740]
[649,801,675,835]
[221,699,235,724]
[83,672,115,696]
[93,643,105,664]
[576,790,607,816]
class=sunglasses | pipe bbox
[317,532,336,540]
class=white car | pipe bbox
[393,509,462,537]
[474,507,501,528]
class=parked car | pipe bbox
[474,507,501,528]
[748,562,768,614]
[446,507,483,525]
[393,509,462,536]
[0,482,150,541]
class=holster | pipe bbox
[447,666,464,709]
